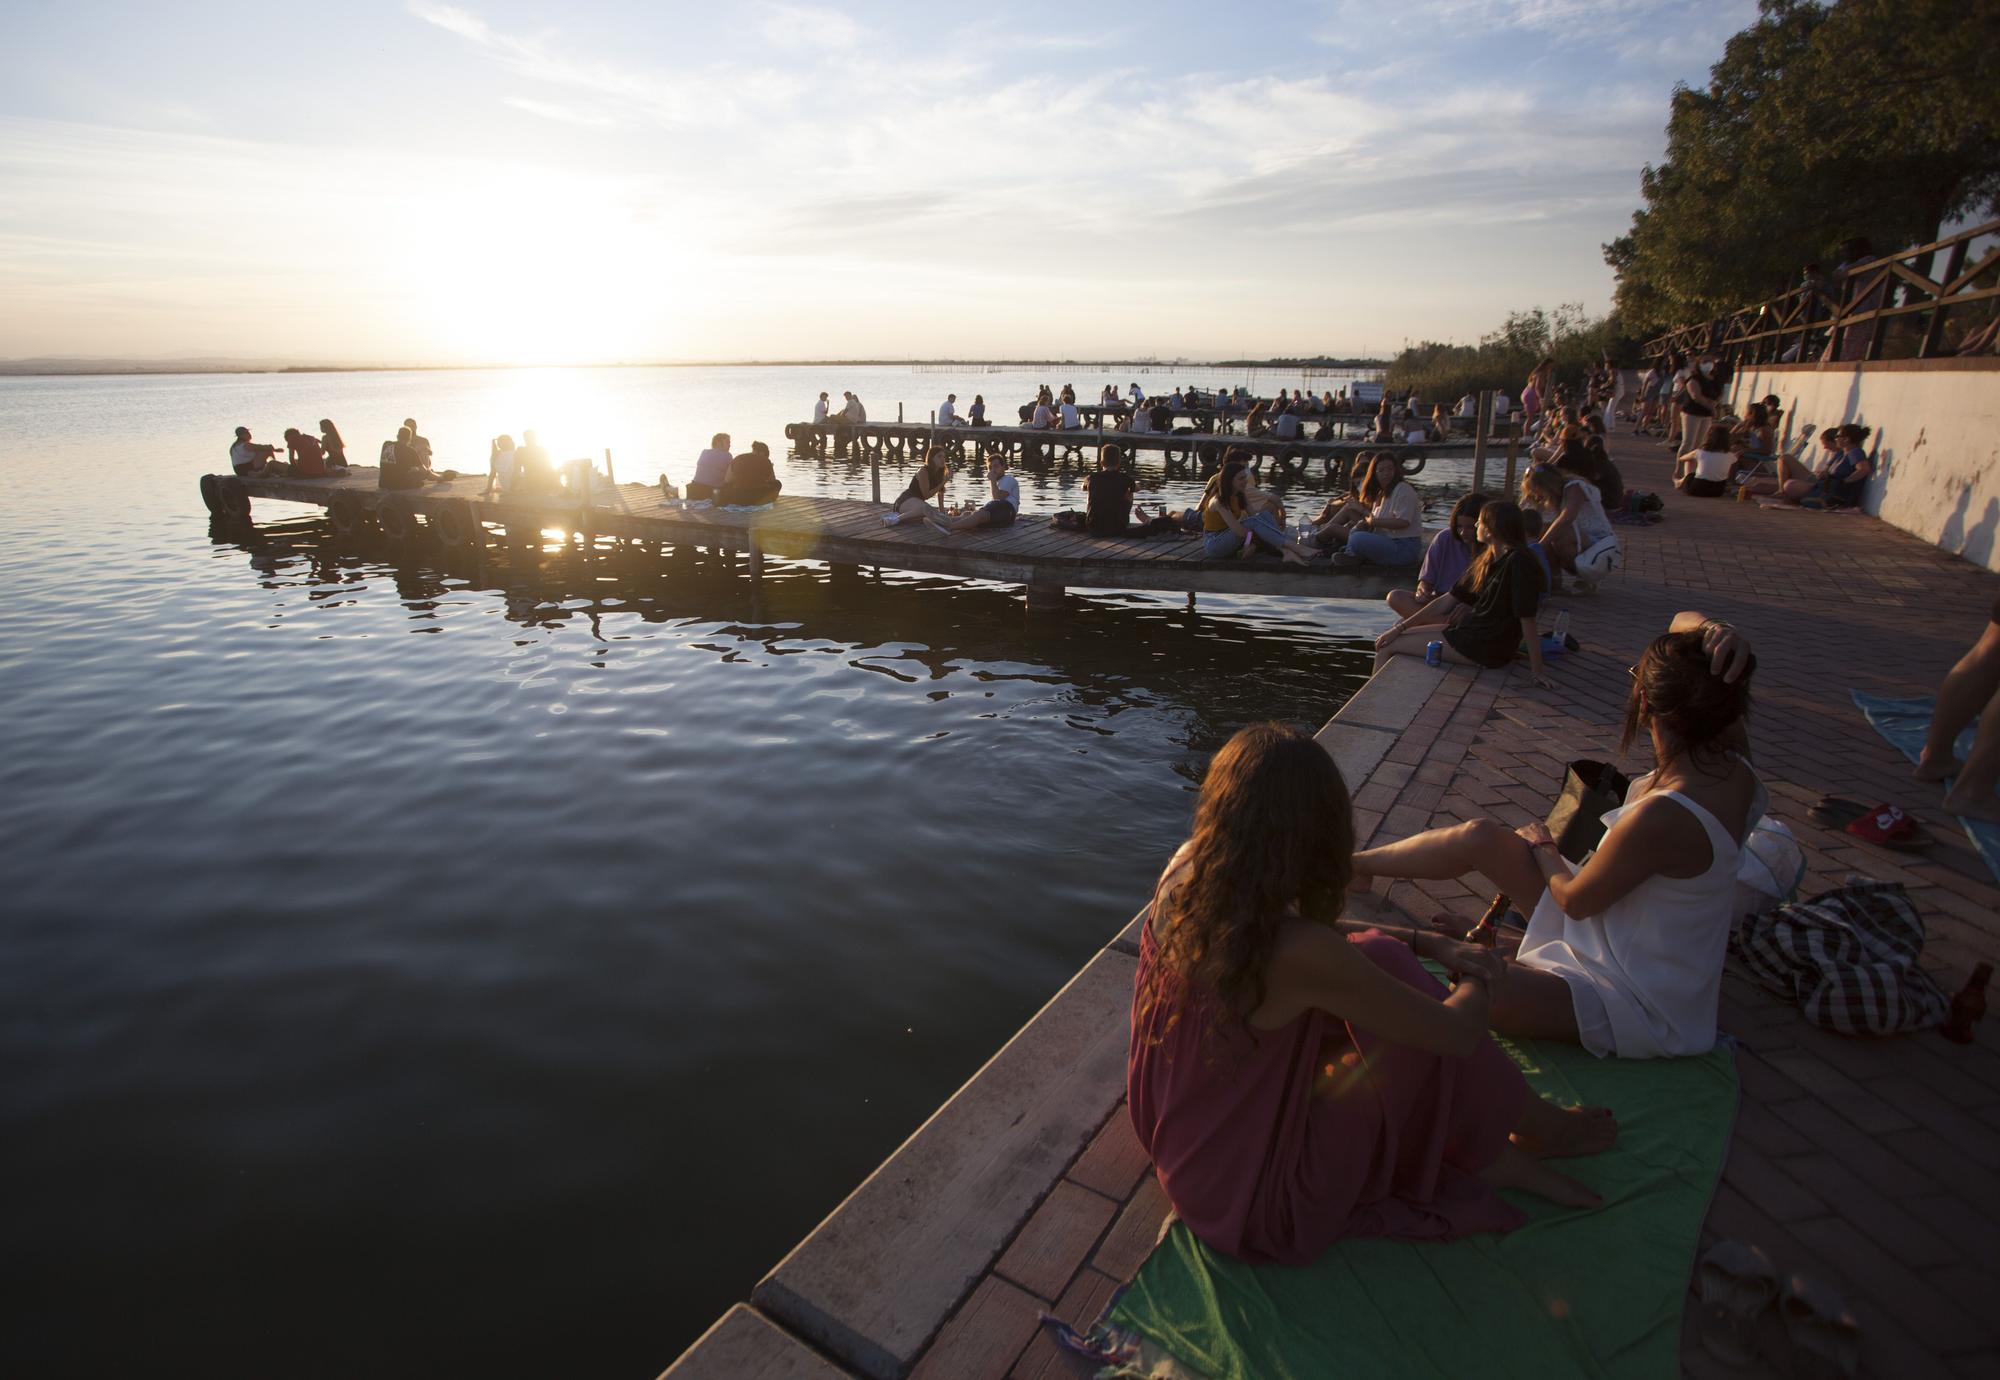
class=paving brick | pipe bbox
[1090,1175,1175,1281]
[1065,1108,1153,1202]
[1717,1142,1829,1224]
[1009,1267,1123,1380]
[910,1277,1049,1380]
[1760,1053,1916,1136]
[1782,1154,1958,1269]
[994,1181,1119,1302]
[1787,1216,1994,1357]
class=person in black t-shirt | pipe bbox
[1083,446,1179,537]
[1368,499,1551,686]
[716,441,783,506]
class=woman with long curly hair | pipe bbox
[1127,723,1612,1265]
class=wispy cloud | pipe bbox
[756,3,862,51]
[504,97,616,128]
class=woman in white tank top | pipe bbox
[1352,612,1760,1057]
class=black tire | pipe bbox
[783,423,799,443]
[378,503,412,541]
[1021,439,1052,469]
[885,433,905,459]
[1196,447,1222,478]
[219,475,251,517]
[199,473,223,514]
[1277,445,1306,480]
[1398,447,1427,478]
[862,433,883,458]
[436,499,480,548]
[329,492,368,536]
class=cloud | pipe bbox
[504,97,616,128]
[756,3,862,51]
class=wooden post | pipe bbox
[870,443,881,504]
[603,448,615,485]
[748,534,764,582]
[1470,390,1491,493]
[1504,428,1520,495]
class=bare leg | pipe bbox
[1370,628,1477,676]
[1386,589,1425,619]
[1918,620,2000,781]
[1487,960,1583,1042]
[1941,680,2000,825]
[1353,817,1548,911]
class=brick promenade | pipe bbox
[903,431,2000,1380]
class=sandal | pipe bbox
[1695,1240,1778,1366]
[1779,1274,1860,1380]
[1808,796,1867,829]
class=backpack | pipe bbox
[1732,882,1949,1035]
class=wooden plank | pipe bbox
[661,1304,856,1380]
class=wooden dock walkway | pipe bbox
[782,417,1500,487]
[215,466,1416,603]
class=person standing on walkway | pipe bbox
[1676,355,1718,456]
[1915,598,2000,825]
[1127,723,1611,1266]
[1353,615,1764,1059]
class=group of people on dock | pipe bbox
[227,421,351,480]
[661,433,784,508]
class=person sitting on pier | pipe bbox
[1368,499,1550,683]
[1529,448,1620,591]
[1388,491,1486,619]
[489,434,519,496]
[1371,404,1398,443]
[1128,722,1611,1268]
[402,419,433,468]
[1030,397,1057,429]
[1243,400,1268,436]
[688,433,732,502]
[318,419,350,471]
[512,430,555,494]
[813,392,830,424]
[1203,459,1311,566]
[968,395,987,426]
[1272,406,1304,442]
[1675,422,1737,498]
[229,426,287,477]
[282,427,330,478]
[1309,453,1424,567]
[1082,446,1180,538]
[1354,615,1764,1059]
[835,392,865,456]
[883,445,952,530]
[938,393,961,426]
[1058,397,1083,430]
[941,452,1020,533]
[1129,381,1146,404]
[379,425,438,490]
[717,441,782,507]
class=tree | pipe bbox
[1603,0,2000,334]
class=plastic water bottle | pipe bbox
[1551,607,1570,643]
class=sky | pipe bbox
[0,0,1760,366]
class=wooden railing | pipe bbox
[1644,218,2000,366]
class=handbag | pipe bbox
[1544,759,1632,863]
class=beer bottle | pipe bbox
[1943,962,1991,1045]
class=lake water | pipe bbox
[0,365,1434,1378]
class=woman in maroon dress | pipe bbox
[1128,724,1614,1264]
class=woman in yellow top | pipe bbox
[1202,459,1311,565]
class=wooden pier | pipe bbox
[782,416,1489,489]
[209,466,1418,605]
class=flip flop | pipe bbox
[1808,796,1867,829]
[1695,1240,1779,1366]
[1842,801,1934,852]
[1779,1274,1860,1380]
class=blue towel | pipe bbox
[1851,690,2000,882]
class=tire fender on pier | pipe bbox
[218,475,251,517]
[1276,445,1306,480]
[328,492,369,536]
[1397,447,1427,478]
[435,499,479,549]
[199,473,223,514]
[378,502,413,541]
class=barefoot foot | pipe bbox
[1481,1142,1602,1209]
[1513,1099,1619,1158]
[1914,752,1962,784]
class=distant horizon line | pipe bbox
[0,355,1392,380]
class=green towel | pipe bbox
[1108,1037,1738,1380]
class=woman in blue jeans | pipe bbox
[1202,459,1312,566]
[1308,453,1425,565]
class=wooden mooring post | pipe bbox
[1503,426,1520,495]
[1470,390,1492,493]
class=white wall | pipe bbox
[1727,364,2000,573]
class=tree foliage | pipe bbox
[1604,0,2000,334]
[1384,306,1638,402]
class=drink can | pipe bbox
[1425,640,1443,667]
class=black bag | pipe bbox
[1545,759,1632,863]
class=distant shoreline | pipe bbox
[0,357,1389,380]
